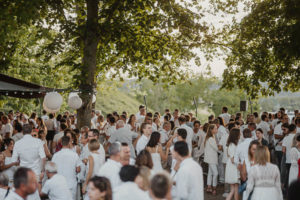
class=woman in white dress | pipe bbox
[0,139,18,186]
[245,145,283,200]
[240,140,259,200]
[225,128,240,200]
[146,132,170,173]
[82,139,103,196]
[204,124,219,195]
[289,134,300,185]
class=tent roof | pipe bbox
[0,73,54,98]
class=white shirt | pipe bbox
[11,132,23,142]
[108,127,138,158]
[52,148,81,189]
[81,143,106,165]
[274,123,283,151]
[160,129,170,144]
[216,125,227,144]
[136,135,150,155]
[220,133,229,163]
[234,138,253,165]
[176,157,204,200]
[0,188,8,200]
[12,135,46,176]
[180,124,194,153]
[204,137,219,164]
[219,113,231,125]
[42,174,73,200]
[257,121,271,141]
[114,182,151,200]
[97,159,122,190]
[106,125,116,137]
[282,133,296,163]
[41,115,49,122]
[4,191,24,200]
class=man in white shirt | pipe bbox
[219,106,231,125]
[136,123,152,155]
[5,167,37,200]
[40,162,73,200]
[1,116,13,139]
[41,110,49,122]
[135,105,146,124]
[97,142,123,190]
[11,123,23,142]
[257,114,272,142]
[108,120,138,158]
[150,173,172,200]
[234,128,253,165]
[105,116,116,138]
[11,124,46,200]
[178,116,193,153]
[171,109,180,128]
[52,136,81,200]
[160,121,171,146]
[173,141,204,200]
[282,124,297,188]
[274,114,289,169]
[114,165,151,200]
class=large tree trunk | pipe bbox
[77,0,99,129]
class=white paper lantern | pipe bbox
[68,95,82,109]
[43,92,63,112]
[92,94,96,103]
[68,92,79,99]
[43,102,60,113]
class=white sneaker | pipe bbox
[222,193,229,198]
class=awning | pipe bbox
[0,73,54,98]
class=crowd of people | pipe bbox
[0,105,299,200]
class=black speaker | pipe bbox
[240,101,247,111]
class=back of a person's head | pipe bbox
[147,131,160,147]
[174,141,189,157]
[88,139,100,151]
[90,129,100,137]
[45,162,58,173]
[60,123,67,131]
[49,113,54,119]
[255,145,270,165]
[23,124,32,135]
[178,116,186,123]
[150,173,171,199]
[108,142,121,156]
[243,128,252,138]
[119,165,139,182]
[288,124,296,132]
[222,106,228,113]
[177,128,187,139]
[15,122,23,132]
[288,180,300,200]
[61,136,70,147]
[135,150,153,169]
[13,167,32,189]
[0,173,9,187]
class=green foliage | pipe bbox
[221,0,300,98]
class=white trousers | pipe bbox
[207,164,218,187]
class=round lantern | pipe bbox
[68,92,79,99]
[43,92,63,112]
[92,94,96,103]
[43,101,60,113]
[68,95,82,109]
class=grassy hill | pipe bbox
[95,88,147,116]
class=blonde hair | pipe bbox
[204,124,216,146]
[138,166,151,191]
[255,145,270,165]
[88,139,100,151]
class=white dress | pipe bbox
[289,147,300,185]
[225,143,240,184]
[87,152,103,176]
[2,156,17,186]
[245,163,283,200]
[151,146,163,173]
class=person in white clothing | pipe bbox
[225,128,240,200]
[108,120,138,158]
[178,116,193,154]
[204,124,219,195]
[245,146,283,200]
[0,173,9,200]
[150,172,172,200]
[5,167,37,200]
[52,136,81,200]
[219,106,231,125]
[114,165,151,200]
[136,123,152,155]
[257,114,273,143]
[289,134,300,185]
[97,142,123,190]
[173,141,204,200]
[234,128,253,165]
[11,124,46,200]
[40,162,73,200]
[159,121,171,146]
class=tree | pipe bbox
[222,0,300,98]
[1,0,222,127]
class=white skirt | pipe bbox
[251,187,283,200]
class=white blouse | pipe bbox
[204,137,218,164]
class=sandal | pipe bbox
[206,187,212,193]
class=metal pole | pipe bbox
[144,96,147,113]
[193,97,198,118]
